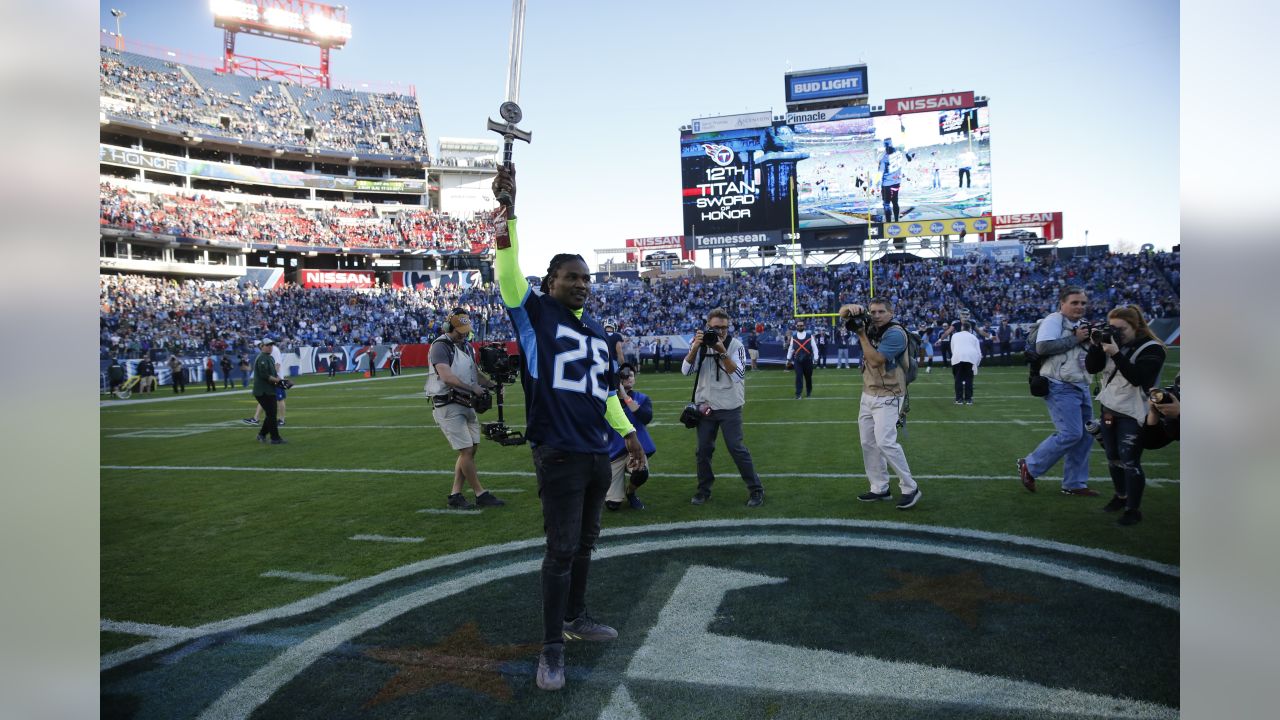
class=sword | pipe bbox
[487,0,531,189]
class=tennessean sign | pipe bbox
[300,269,377,289]
[883,91,976,116]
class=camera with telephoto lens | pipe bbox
[278,378,294,390]
[680,401,712,429]
[1149,386,1178,404]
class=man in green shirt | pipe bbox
[252,338,286,444]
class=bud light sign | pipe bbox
[785,65,868,104]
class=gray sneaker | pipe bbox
[897,489,922,510]
[536,643,565,691]
[563,613,618,641]
[857,489,892,502]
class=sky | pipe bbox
[99,0,1179,275]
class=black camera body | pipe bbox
[1149,386,1178,404]
[844,311,868,334]
[478,343,518,385]
[1089,326,1114,345]
[481,419,525,445]
[474,342,525,446]
[680,402,712,429]
[277,378,294,390]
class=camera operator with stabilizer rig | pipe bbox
[1084,306,1166,526]
[840,300,921,510]
[424,308,506,510]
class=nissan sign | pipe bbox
[883,91,976,116]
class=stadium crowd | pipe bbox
[100,48,427,157]
[100,182,494,253]
[100,251,1178,360]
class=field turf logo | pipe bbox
[101,520,1178,719]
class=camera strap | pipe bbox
[1106,340,1161,391]
[687,347,706,403]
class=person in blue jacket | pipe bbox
[605,363,656,510]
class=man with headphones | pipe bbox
[424,308,506,510]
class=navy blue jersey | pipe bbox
[507,285,620,453]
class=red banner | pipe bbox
[994,212,1064,241]
[883,91,976,116]
[299,269,376,289]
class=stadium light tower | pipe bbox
[110,9,125,50]
[211,0,350,89]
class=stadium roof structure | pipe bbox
[212,0,351,89]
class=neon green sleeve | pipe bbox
[495,219,529,308]
[605,394,636,438]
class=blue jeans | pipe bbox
[532,445,610,645]
[1025,381,1094,489]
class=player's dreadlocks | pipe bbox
[541,253,586,293]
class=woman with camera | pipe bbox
[1084,306,1166,526]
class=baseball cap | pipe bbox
[259,337,276,346]
[605,322,617,331]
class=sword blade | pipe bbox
[503,0,526,105]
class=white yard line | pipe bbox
[349,534,424,544]
[100,464,1177,484]
[260,570,347,583]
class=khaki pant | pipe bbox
[606,455,630,503]
[858,393,916,495]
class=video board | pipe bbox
[679,123,801,248]
[680,98,991,246]
[789,106,991,230]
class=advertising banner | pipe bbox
[784,65,869,104]
[99,144,426,194]
[883,91,976,116]
[389,270,482,290]
[784,105,871,125]
[949,239,1025,262]
[883,216,992,238]
[690,111,774,134]
[299,269,377,289]
[994,212,1064,240]
[692,230,783,250]
[680,123,801,240]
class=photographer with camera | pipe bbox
[1143,377,1180,450]
[948,321,989,405]
[491,165,645,692]
[424,308,505,511]
[683,308,765,508]
[250,338,286,445]
[1085,306,1166,526]
[605,364,655,511]
[839,300,921,510]
[1017,286,1098,496]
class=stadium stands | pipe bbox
[100,250,1178,359]
[100,48,428,159]
[100,181,494,252]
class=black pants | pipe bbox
[172,370,185,393]
[793,356,814,397]
[206,371,217,391]
[255,393,282,441]
[951,362,974,402]
[880,184,901,222]
[695,406,763,496]
[223,371,232,388]
[1099,408,1146,510]
[959,168,971,187]
[532,445,610,645]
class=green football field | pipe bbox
[100,353,1180,718]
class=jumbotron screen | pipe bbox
[679,122,802,243]
[791,107,991,229]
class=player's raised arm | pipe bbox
[492,165,529,308]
